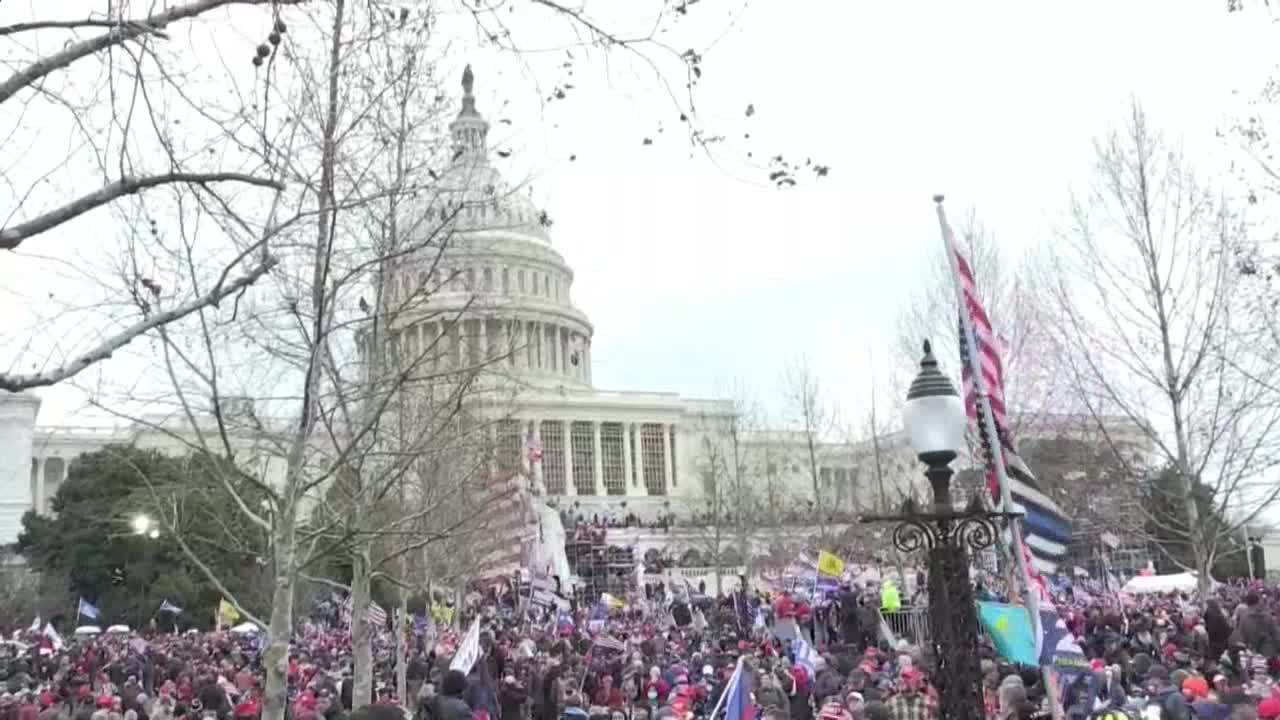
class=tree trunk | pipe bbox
[351,544,374,710]
[713,520,723,596]
[807,434,827,541]
[396,593,409,706]
[261,505,298,720]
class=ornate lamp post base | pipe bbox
[863,454,1020,720]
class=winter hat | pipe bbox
[1182,676,1209,699]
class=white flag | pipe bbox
[43,623,64,650]
[28,616,40,633]
[449,618,482,674]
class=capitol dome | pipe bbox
[384,65,594,390]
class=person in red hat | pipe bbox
[887,669,936,720]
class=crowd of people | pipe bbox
[4,572,1280,720]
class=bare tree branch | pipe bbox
[0,173,283,250]
[0,254,277,392]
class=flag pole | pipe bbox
[934,196,1039,614]
[935,195,1060,719]
[706,656,743,720]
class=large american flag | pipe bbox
[469,471,537,585]
[945,213,1072,576]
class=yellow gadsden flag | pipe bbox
[218,598,241,623]
[816,550,844,578]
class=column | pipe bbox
[532,420,544,490]
[585,341,593,384]
[519,321,530,369]
[563,419,576,496]
[455,321,466,367]
[532,321,540,370]
[538,322,547,371]
[550,324,560,375]
[561,330,569,378]
[622,423,633,493]
[662,424,674,495]
[592,421,604,495]
[633,423,646,495]
[477,318,488,362]
[32,457,44,514]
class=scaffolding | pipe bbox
[565,523,635,603]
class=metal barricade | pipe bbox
[882,606,931,645]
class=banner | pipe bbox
[450,618,482,674]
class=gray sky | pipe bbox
[3,0,1272,429]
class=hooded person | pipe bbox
[433,671,474,720]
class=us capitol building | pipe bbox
[0,68,1149,590]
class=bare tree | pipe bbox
[1044,101,1280,593]
[75,4,524,719]
[847,361,920,575]
[894,211,1063,439]
[781,356,836,542]
[0,0,307,392]
[686,387,767,594]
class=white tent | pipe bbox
[73,625,101,636]
[1121,572,1214,594]
[229,622,260,635]
[105,624,130,634]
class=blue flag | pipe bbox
[721,658,755,720]
[78,598,100,620]
[977,601,1037,666]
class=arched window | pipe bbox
[502,268,510,294]
[518,270,526,293]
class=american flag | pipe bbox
[469,471,538,584]
[943,208,1072,576]
[340,596,388,628]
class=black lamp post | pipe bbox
[862,341,1018,720]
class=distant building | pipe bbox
[0,68,1154,591]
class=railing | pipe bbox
[641,566,748,591]
[882,606,931,645]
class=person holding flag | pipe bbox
[707,656,754,720]
[815,551,844,595]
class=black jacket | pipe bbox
[432,696,473,720]
[1236,606,1280,657]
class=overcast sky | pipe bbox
[5,0,1275,430]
